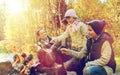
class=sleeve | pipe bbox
[79,22,88,36]
[79,22,88,49]
[85,41,112,67]
[54,26,70,43]
[50,42,61,51]
[68,45,87,59]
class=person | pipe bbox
[61,18,69,32]
[30,29,53,75]
[51,9,88,75]
[83,20,116,75]
[51,18,71,64]
[30,29,66,75]
[36,29,52,48]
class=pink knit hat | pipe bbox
[65,9,77,18]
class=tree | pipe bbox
[0,2,6,40]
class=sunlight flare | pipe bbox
[5,0,24,14]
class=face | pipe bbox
[61,23,67,31]
[66,16,75,24]
[87,25,98,39]
[38,30,47,40]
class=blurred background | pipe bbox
[0,0,120,74]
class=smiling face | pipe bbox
[87,25,98,39]
[38,30,47,40]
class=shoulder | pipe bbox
[103,41,111,47]
[77,21,88,33]
[101,32,114,44]
[78,21,86,26]
[77,21,87,30]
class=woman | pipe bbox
[84,20,116,75]
[51,9,88,75]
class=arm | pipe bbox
[50,41,62,51]
[53,26,70,43]
[79,22,88,47]
[69,47,87,59]
[61,44,87,59]
[85,41,111,67]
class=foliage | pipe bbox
[71,0,120,56]
[0,3,6,40]
[0,0,119,56]
[1,0,67,53]
[0,40,11,53]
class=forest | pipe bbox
[0,0,120,74]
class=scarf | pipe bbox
[70,21,79,32]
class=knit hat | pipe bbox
[87,20,106,35]
[65,9,77,18]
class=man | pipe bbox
[61,18,69,32]
[83,20,116,75]
[30,29,53,75]
[51,18,71,64]
[51,9,88,75]
[36,29,52,48]
[30,29,66,75]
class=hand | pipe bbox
[60,48,70,55]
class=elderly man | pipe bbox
[36,29,52,48]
